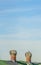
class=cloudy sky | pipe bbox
[0,0,41,62]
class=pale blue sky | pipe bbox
[0,0,41,62]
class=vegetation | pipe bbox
[0,60,41,65]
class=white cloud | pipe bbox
[0,15,41,38]
[17,16,41,23]
[0,7,41,14]
[0,0,32,2]
[0,28,41,39]
[0,24,3,27]
[16,0,32,1]
[0,8,32,14]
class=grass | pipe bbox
[0,60,7,65]
[0,60,41,65]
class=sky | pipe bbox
[0,0,41,62]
